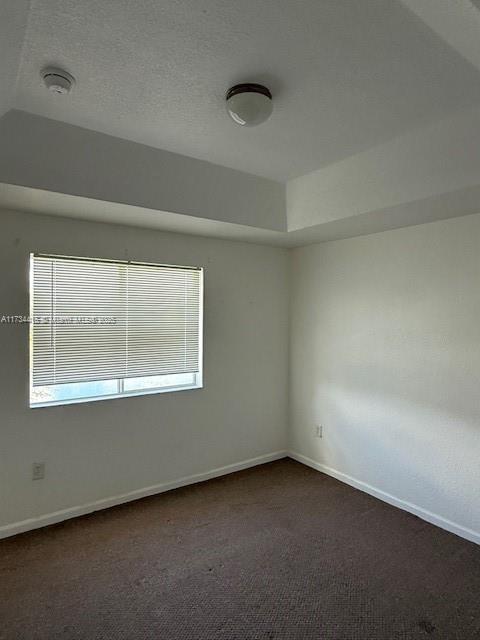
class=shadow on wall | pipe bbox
[301,381,480,534]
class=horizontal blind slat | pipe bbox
[31,255,202,387]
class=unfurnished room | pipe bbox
[0,1,479,639]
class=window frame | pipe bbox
[29,254,204,408]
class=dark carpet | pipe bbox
[0,458,479,639]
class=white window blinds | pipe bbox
[31,254,203,387]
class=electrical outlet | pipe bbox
[314,425,323,438]
[32,462,45,481]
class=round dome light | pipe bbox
[41,67,75,95]
[226,83,273,127]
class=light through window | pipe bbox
[30,254,203,407]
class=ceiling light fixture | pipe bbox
[226,83,273,127]
[41,67,75,95]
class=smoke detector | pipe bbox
[41,67,75,95]
[226,83,273,127]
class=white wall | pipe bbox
[3,205,480,544]
[290,212,480,542]
[0,209,289,532]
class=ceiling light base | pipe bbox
[226,83,273,127]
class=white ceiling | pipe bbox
[10,0,480,181]
[0,0,30,117]
[3,0,480,244]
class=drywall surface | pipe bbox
[290,212,480,539]
[0,111,286,231]
[287,107,480,231]
[0,209,289,529]
[0,2,30,118]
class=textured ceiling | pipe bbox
[3,0,480,245]
[0,0,30,117]
[11,0,480,180]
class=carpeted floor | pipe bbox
[0,459,479,640]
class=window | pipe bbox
[30,254,203,407]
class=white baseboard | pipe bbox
[288,451,480,546]
[3,449,478,546]
[0,450,287,540]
